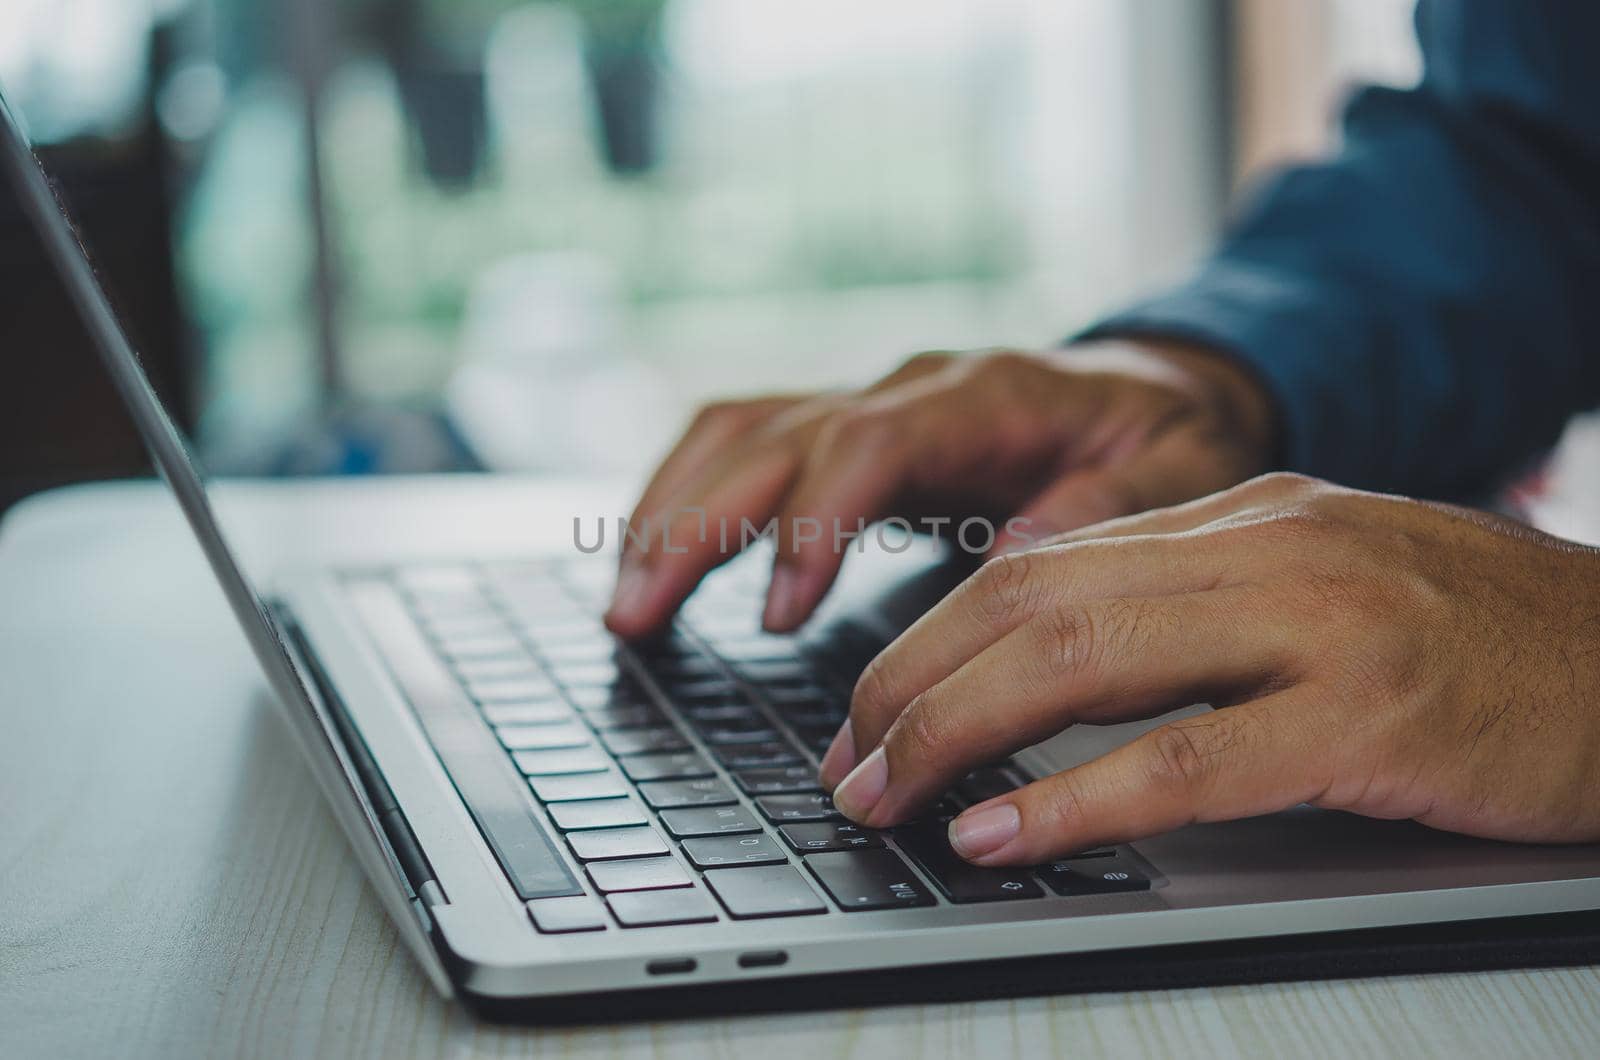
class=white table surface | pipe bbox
[3,475,1599,1060]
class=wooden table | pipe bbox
[4,476,1599,1059]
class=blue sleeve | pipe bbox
[1080,0,1600,498]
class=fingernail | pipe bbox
[949,802,1021,862]
[832,746,888,822]
[608,562,650,619]
[762,565,808,631]
[817,723,857,789]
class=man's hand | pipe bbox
[820,473,1600,862]
[605,339,1276,638]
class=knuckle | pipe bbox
[1035,606,1097,683]
[1143,719,1237,794]
[1245,470,1320,497]
[969,552,1046,628]
[888,694,956,760]
[823,405,900,456]
[1028,772,1090,831]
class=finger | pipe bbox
[605,440,802,638]
[623,397,804,550]
[822,535,1234,787]
[607,399,849,636]
[946,692,1330,865]
[831,589,1289,826]
[761,386,971,632]
[992,430,1248,554]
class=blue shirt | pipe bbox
[1084,0,1600,499]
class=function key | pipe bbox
[528,771,629,802]
[1037,855,1151,895]
[705,864,826,919]
[637,777,737,809]
[606,887,719,927]
[778,821,884,853]
[806,849,934,911]
[567,825,670,861]
[659,804,762,838]
[756,793,841,822]
[587,857,693,893]
[526,894,608,934]
[894,819,1042,902]
[546,798,649,831]
[681,833,787,870]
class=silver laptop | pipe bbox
[8,89,1600,1018]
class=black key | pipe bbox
[607,888,718,927]
[779,821,884,853]
[550,661,626,687]
[599,727,689,755]
[709,638,798,664]
[734,659,816,683]
[698,723,780,747]
[587,856,693,893]
[735,765,821,795]
[648,654,725,679]
[792,725,838,755]
[770,702,845,728]
[584,704,662,730]
[481,700,575,726]
[662,676,742,701]
[512,747,610,776]
[1037,855,1151,895]
[527,894,607,933]
[546,798,649,831]
[440,635,525,661]
[568,825,670,861]
[637,777,737,809]
[806,849,934,911]
[468,676,561,703]
[659,804,763,838]
[565,683,651,711]
[682,833,787,869]
[894,819,1043,902]
[954,767,1020,807]
[619,751,714,782]
[714,742,801,769]
[537,639,621,664]
[455,657,543,682]
[705,864,827,919]
[680,702,761,724]
[756,793,840,822]
[529,771,629,802]
[497,723,592,751]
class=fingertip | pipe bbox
[760,563,826,632]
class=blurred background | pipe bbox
[0,0,1420,513]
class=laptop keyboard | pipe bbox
[386,558,1153,934]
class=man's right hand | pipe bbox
[604,338,1279,639]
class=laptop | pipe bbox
[7,89,1600,1019]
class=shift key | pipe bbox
[806,849,934,911]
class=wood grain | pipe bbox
[3,479,1598,1060]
